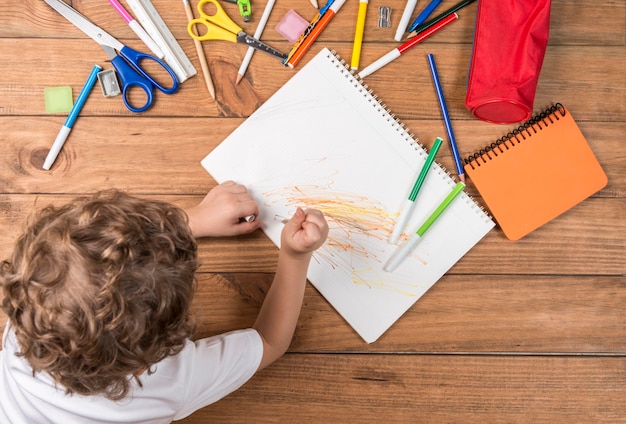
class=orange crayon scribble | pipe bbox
[265,184,394,246]
[263,182,425,296]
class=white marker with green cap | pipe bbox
[389,136,443,244]
[384,181,465,272]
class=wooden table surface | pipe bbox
[1,0,624,422]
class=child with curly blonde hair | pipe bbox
[0,181,328,423]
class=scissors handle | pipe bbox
[187,0,241,41]
[199,0,242,33]
[119,46,179,94]
[188,17,238,42]
[111,55,154,113]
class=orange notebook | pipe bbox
[463,103,607,241]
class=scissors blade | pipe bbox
[101,45,118,61]
[43,0,124,51]
[237,34,286,60]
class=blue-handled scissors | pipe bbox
[43,0,179,113]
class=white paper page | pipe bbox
[203,48,494,343]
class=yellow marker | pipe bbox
[351,0,369,70]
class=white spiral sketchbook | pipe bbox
[202,48,494,343]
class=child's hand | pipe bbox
[281,208,329,258]
[185,181,262,238]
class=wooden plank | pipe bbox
[0,118,623,195]
[1,0,623,47]
[0,40,624,120]
[191,273,626,353]
[192,197,626,275]
[177,354,626,423]
[1,271,624,353]
[350,44,626,123]
[1,193,624,275]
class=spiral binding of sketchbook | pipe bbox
[202,48,494,343]
[329,52,433,175]
[325,49,494,229]
[463,103,607,241]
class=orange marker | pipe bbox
[285,0,346,68]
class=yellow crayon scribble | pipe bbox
[351,267,421,297]
[264,183,427,296]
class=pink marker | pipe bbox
[108,0,164,58]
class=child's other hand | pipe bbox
[281,208,328,258]
[185,181,262,238]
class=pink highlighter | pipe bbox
[107,0,164,59]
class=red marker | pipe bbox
[358,12,458,78]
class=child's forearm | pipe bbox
[252,250,312,370]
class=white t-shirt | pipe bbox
[0,324,263,423]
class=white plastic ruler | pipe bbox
[125,0,197,82]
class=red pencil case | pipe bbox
[465,0,551,124]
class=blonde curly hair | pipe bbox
[1,190,198,400]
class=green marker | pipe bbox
[384,181,465,272]
[389,137,443,244]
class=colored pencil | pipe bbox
[407,0,476,37]
[407,0,443,34]
[427,53,465,182]
[183,0,215,99]
[236,0,276,85]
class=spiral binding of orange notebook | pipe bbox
[463,103,608,241]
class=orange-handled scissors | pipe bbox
[188,0,286,60]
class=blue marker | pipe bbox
[319,0,335,16]
[408,0,443,33]
[43,64,102,170]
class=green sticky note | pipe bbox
[44,86,74,114]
